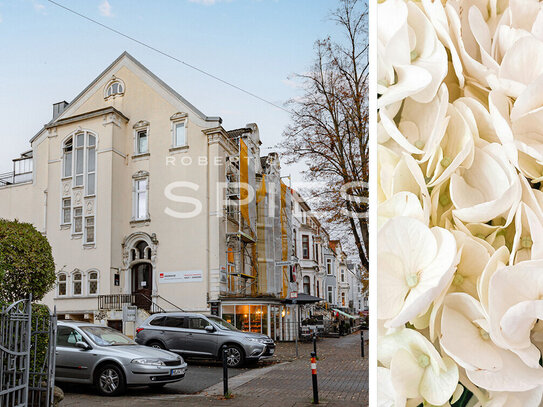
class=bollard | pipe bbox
[223,347,229,396]
[361,329,364,358]
[313,331,317,357]
[311,351,319,404]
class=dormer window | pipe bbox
[104,78,125,99]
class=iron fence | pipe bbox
[0,297,57,407]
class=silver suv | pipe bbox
[55,321,187,396]
[135,312,275,368]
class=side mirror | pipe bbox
[205,325,215,333]
[76,341,91,350]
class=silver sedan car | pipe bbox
[55,321,187,396]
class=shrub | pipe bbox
[0,219,56,303]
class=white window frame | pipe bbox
[326,258,332,275]
[87,270,99,296]
[133,174,149,221]
[61,198,71,225]
[341,270,345,283]
[136,129,149,155]
[327,286,333,303]
[57,273,67,297]
[86,134,96,196]
[73,206,83,235]
[84,216,95,245]
[62,138,73,179]
[171,119,187,148]
[74,133,85,187]
[72,271,83,297]
[104,77,125,99]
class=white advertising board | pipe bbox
[159,270,203,283]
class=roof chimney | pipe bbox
[53,101,69,121]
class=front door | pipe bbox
[132,263,152,310]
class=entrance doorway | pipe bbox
[132,263,152,310]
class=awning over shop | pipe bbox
[282,293,324,304]
[332,308,359,319]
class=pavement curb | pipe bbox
[200,362,291,396]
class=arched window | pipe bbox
[104,78,125,98]
[63,138,73,178]
[303,276,310,295]
[58,273,67,296]
[72,271,82,296]
[88,271,98,295]
[135,241,150,260]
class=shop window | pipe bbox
[235,304,250,331]
[222,305,235,326]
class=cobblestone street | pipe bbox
[61,332,368,406]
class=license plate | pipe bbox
[269,348,275,355]
[171,368,183,376]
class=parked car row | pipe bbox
[55,312,276,396]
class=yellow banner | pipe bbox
[256,175,266,204]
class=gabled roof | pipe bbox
[31,51,221,143]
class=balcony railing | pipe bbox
[0,156,33,186]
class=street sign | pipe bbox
[123,305,137,322]
[290,292,298,299]
[276,261,294,266]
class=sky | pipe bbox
[0,0,344,187]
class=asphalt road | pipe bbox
[59,359,251,398]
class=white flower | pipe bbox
[441,292,543,391]
[447,0,543,98]
[449,143,521,226]
[378,328,459,405]
[378,191,426,230]
[378,216,457,327]
[488,261,543,368]
[378,0,448,112]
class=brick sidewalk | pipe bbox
[217,332,368,406]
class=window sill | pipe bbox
[133,152,150,160]
[60,224,71,230]
[85,194,96,199]
[130,218,151,226]
[61,176,72,181]
[83,243,96,249]
[72,185,84,190]
[71,234,82,240]
[169,145,189,153]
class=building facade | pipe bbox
[0,52,296,339]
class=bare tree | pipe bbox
[281,0,368,270]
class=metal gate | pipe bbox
[0,297,57,407]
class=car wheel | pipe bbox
[148,341,165,350]
[223,345,244,368]
[95,364,126,397]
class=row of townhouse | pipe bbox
[290,190,367,316]
[0,52,365,342]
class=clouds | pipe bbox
[99,0,113,17]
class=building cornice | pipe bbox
[44,107,129,130]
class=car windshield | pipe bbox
[80,326,136,346]
[207,316,240,332]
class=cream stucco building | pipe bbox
[0,52,297,339]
